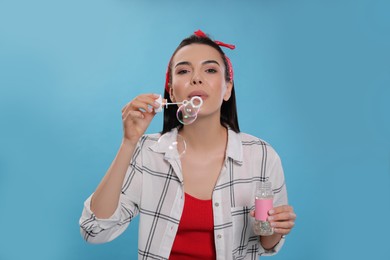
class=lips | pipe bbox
[188,90,208,99]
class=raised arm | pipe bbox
[90,93,161,219]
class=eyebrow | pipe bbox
[174,60,220,68]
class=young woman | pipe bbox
[80,30,296,260]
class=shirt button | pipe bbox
[217,234,222,239]
[214,202,219,207]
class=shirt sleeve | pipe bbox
[79,140,144,244]
[259,236,286,256]
[258,145,288,256]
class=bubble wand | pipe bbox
[154,95,203,125]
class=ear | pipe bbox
[223,81,233,101]
[169,87,176,102]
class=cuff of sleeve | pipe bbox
[82,194,122,230]
[259,235,286,256]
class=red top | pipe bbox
[169,193,216,260]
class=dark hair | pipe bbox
[161,34,240,134]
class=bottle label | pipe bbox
[255,198,273,221]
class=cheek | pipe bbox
[171,77,192,98]
[171,78,188,100]
[171,76,189,88]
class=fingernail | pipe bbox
[268,216,274,221]
[269,209,275,215]
[271,222,276,227]
[153,101,160,107]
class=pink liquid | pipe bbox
[255,198,273,221]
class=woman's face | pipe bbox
[170,44,232,117]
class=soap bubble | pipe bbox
[177,105,197,125]
[176,96,203,125]
[155,97,202,158]
[157,133,187,158]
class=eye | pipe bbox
[205,68,217,73]
[176,69,189,75]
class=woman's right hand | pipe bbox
[121,93,161,145]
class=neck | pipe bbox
[179,115,228,151]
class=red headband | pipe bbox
[165,29,235,92]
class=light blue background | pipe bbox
[1,0,389,259]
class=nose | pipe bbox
[191,73,203,85]
[192,78,202,85]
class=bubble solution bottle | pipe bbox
[253,181,274,236]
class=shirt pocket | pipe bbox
[231,206,259,259]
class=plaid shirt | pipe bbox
[80,128,288,260]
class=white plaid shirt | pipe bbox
[80,128,288,260]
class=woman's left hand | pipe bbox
[251,205,296,235]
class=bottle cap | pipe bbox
[154,95,163,113]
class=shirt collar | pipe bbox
[226,128,243,164]
[149,127,243,164]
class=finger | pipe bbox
[270,220,295,230]
[132,96,160,113]
[269,205,294,215]
[137,93,162,109]
[268,212,296,222]
[123,110,145,120]
[122,103,129,113]
[122,94,160,115]
[133,99,154,113]
[273,227,293,235]
[122,101,133,118]
[250,210,255,217]
[121,100,149,118]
